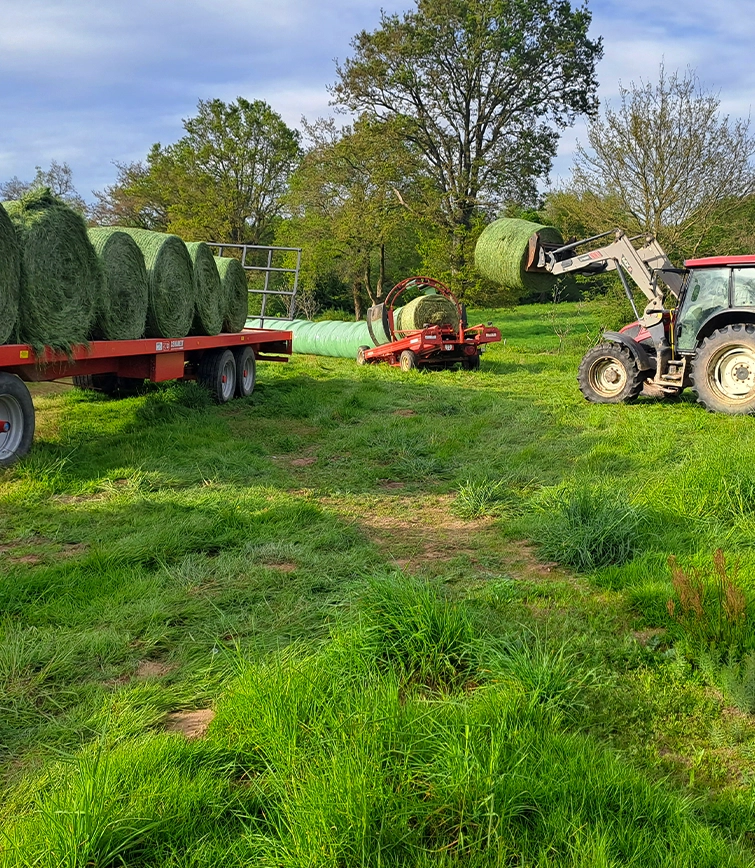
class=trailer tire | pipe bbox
[356,345,370,366]
[0,373,34,467]
[462,354,480,371]
[399,350,417,372]
[198,349,237,404]
[234,346,256,398]
[690,324,755,414]
[578,343,644,404]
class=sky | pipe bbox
[1,0,754,203]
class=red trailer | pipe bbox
[0,328,292,467]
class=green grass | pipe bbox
[2,301,755,864]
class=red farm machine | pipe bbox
[357,277,501,371]
[525,228,755,414]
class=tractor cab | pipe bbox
[674,257,755,353]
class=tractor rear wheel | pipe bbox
[577,343,644,404]
[690,324,755,414]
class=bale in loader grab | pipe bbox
[487,218,755,414]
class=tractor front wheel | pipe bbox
[690,324,755,414]
[577,343,644,404]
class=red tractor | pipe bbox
[527,229,755,414]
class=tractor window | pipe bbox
[733,268,755,307]
[676,267,730,350]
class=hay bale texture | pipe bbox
[215,256,248,333]
[0,203,20,344]
[395,294,460,333]
[117,228,194,338]
[87,228,149,341]
[5,190,100,351]
[475,218,563,295]
[186,242,223,336]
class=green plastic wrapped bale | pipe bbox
[395,294,459,333]
[216,257,248,333]
[87,228,149,340]
[117,228,194,338]
[0,203,20,344]
[246,316,394,358]
[5,190,100,351]
[186,242,222,336]
[475,218,563,295]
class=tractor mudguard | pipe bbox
[694,308,755,346]
[602,331,654,371]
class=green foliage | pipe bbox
[332,0,603,294]
[570,64,755,259]
[92,98,301,244]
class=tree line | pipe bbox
[3,0,754,317]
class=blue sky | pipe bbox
[1,0,753,203]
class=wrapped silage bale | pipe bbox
[87,228,149,340]
[215,256,248,333]
[117,228,194,338]
[5,189,100,351]
[394,294,459,332]
[475,217,563,295]
[0,203,20,344]
[187,242,223,336]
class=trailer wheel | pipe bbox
[462,354,480,371]
[0,373,34,467]
[690,324,755,414]
[198,349,237,404]
[234,346,256,398]
[399,350,418,372]
[577,343,644,403]
[356,345,370,366]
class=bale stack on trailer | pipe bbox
[0,203,20,345]
[5,189,101,351]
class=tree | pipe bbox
[0,160,86,212]
[283,116,423,318]
[92,98,301,243]
[571,65,755,257]
[331,0,602,292]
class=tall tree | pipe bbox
[331,0,602,291]
[284,116,422,317]
[92,98,301,243]
[571,64,755,257]
[0,160,86,213]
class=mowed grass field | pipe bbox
[2,300,755,866]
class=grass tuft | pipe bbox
[533,485,645,572]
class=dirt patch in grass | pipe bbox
[393,409,416,417]
[136,660,176,679]
[164,709,215,739]
[261,562,297,573]
[327,494,492,572]
[0,537,87,564]
[290,457,317,467]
